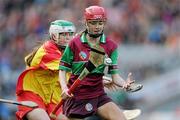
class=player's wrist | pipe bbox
[114,79,126,86]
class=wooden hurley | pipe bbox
[0,98,38,108]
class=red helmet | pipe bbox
[84,6,107,20]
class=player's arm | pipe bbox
[59,46,74,99]
[103,74,143,92]
[104,48,142,92]
[112,73,134,89]
[103,73,134,91]
[59,70,73,99]
[105,48,133,90]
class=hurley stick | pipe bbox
[50,45,105,119]
[0,98,38,108]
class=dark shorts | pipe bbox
[63,94,112,119]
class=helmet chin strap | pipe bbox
[85,29,103,38]
[58,45,66,50]
[88,32,103,38]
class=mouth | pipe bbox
[93,30,101,33]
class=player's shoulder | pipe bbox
[43,40,58,50]
[69,34,81,46]
[105,37,118,48]
[106,37,116,44]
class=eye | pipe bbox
[68,32,74,36]
[88,20,105,25]
[59,32,74,36]
[59,33,65,36]
[98,21,104,25]
[88,21,97,25]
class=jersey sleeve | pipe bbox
[108,48,119,74]
[59,45,74,72]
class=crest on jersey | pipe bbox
[79,51,87,60]
[85,103,93,112]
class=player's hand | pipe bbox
[122,73,135,90]
[61,89,73,100]
[123,73,143,92]
[103,74,143,92]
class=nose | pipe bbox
[65,34,72,40]
[65,36,70,41]
[66,34,71,38]
[95,23,100,28]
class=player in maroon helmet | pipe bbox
[59,6,137,120]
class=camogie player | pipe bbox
[16,20,75,120]
[59,6,138,120]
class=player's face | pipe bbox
[54,32,74,46]
[86,20,106,35]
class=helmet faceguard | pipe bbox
[84,6,107,38]
[49,20,75,49]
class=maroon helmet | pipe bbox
[84,6,107,21]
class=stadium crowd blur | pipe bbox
[0,0,179,119]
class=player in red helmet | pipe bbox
[59,6,140,120]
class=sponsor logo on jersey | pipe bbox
[79,51,87,60]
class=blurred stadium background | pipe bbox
[0,0,179,119]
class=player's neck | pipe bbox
[86,34,100,45]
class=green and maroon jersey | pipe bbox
[59,33,119,99]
